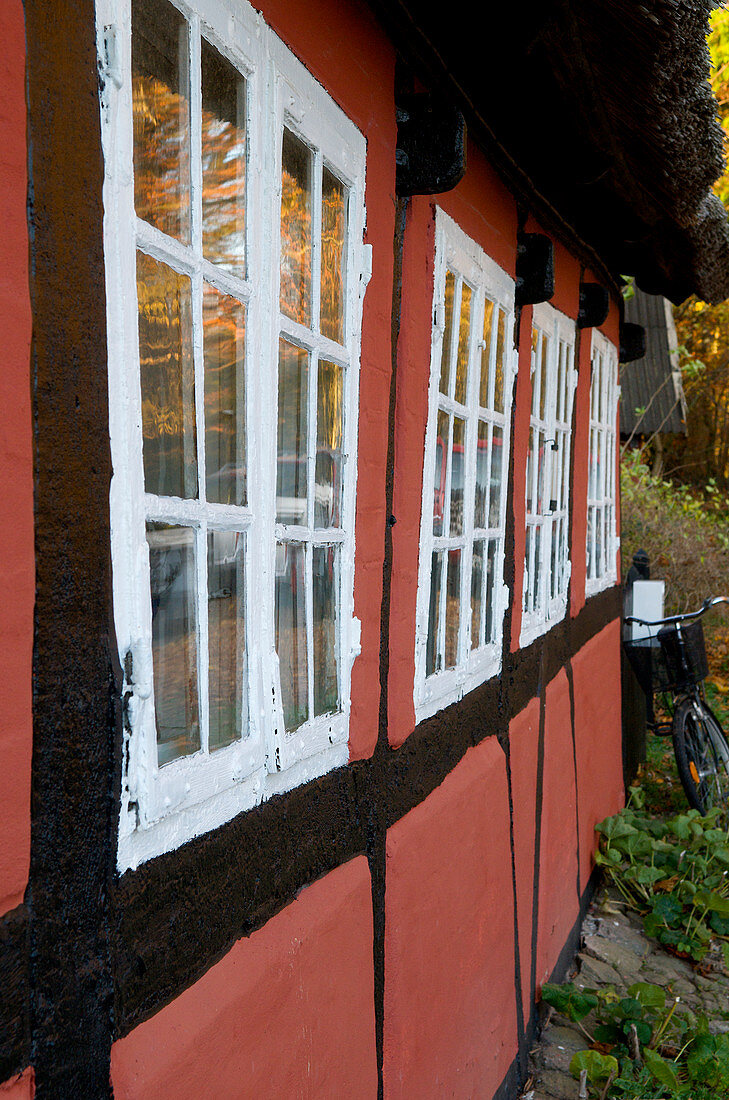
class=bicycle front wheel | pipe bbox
[672,697,729,814]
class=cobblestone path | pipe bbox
[521,883,729,1099]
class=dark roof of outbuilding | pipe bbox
[620,289,687,436]
[370,0,729,305]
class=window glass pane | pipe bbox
[315,360,343,528]
[533,524,542,613]
[203,284,246,506]
[320,168,347,343]
[550,519,559,601]
[280,129,312,326]
[207,530,246,752]
[275,541,308,731]
[480,299,494,408]
[485,539,497,642]
[551,435,562,508]
[588,428,597,500]
[440,270,455,395]
[277,339,308,525]
[433,408,448,536]
[201,38,246,274]
[471,540,483,650]
[490,425,503,526]
[539,334,549,421]
[147,523,200,765]
[530,329,540,417]
[137,252,197,499]
[426,551,443,677]
[524,526,533,613]
[132,0,190,242]
[313,545,339,716]
[587,506,595,578]
[596,510,603,577]
[495,307,506,413]
[556,341,565,423]
[454,283,471,404]
[474,421,489,528]
[450,417,465,537]
[445,549,461,669]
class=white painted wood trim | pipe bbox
[97,0,367,870]
[414,209,516,722]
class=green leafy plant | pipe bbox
[595,799,729,963]
[542,979,729,1098]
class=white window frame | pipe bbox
[520,302,577,648]
[97,0,368,870]
[586,329,619,595]
[414,209,516,723]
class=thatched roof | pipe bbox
[621,289,687,436]
[371,0,729,304]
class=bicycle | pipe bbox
[624,597,729,814]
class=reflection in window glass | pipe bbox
[204,285,246,506]
[275,541,308,732]
[480,299,494,408]
[426,551,443,676]
[207,530,246,751]
[277,340,308,525]
[313,545,339,716]
[201,38,246,274]
[137,252,197,499]
[474,421,489,529]
[445,549,460,669]
[454,283,471,404]
[420,219,515,715]
[320,168,347,343]
[280,129,312,326]
[132,0,190,243]
[147,523,200,765]
[471,540,483,650]
[485,539,497,642]
[315,360,343,529]
[450,417,465,537]
[490,426,503,526]
[439,271,455,394]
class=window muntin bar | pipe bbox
[586,332,619,592]
[521,304,576,644]
[415,210,514,721]
[101,0,367,866]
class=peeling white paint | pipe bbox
[414,209,517,723]
[97,0,368,871]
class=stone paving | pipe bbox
[520,883,729,1099]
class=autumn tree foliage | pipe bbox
[670,8,729,488]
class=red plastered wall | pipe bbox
[111,857,377,1099]
[259,0,396,761]
[0,1071,34,1099]
[509,698,540,1022]
[0,0,34,917]
[535,669,580,992]
[383,736,516,1098]
[573,619,624,888]
[388,145,518,746]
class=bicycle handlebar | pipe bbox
[625,595,729,628]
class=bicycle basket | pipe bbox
[655,619,708,692]
[623,618,709,696]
